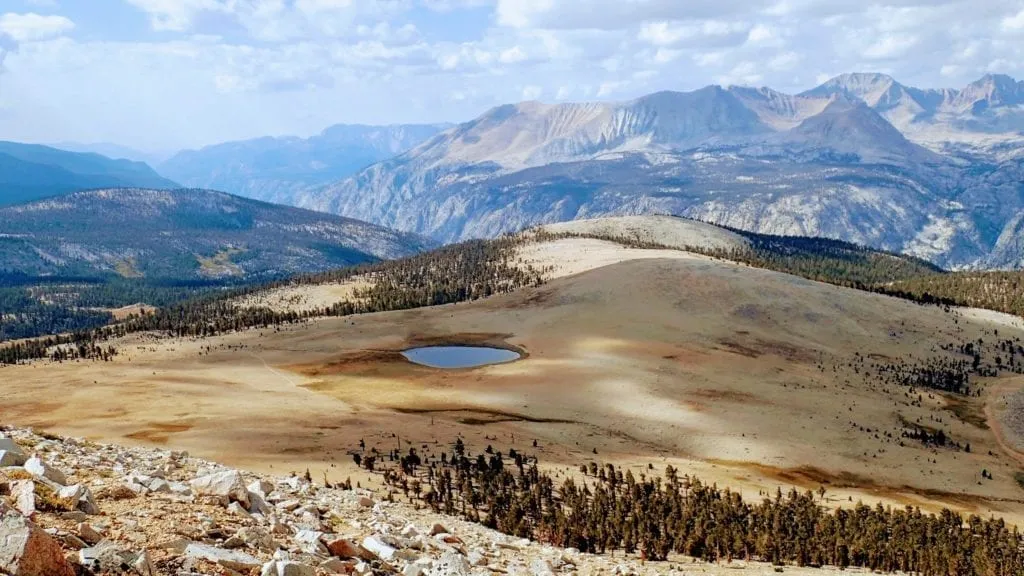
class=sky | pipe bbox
[0,0,1022,153]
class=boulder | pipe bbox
[24,456,67,485]
[227,501,253,519]
[57,485,99,515]
[361,535,397,561]
[188,469,247,504]
[319,558,355,574]
[294,530,328,555]
[249,479,274,496]
[429,523,449,536]
[184,542,262,571]
[248,490,272,515]
[0,512,76,576]
[133,550,156,576]
[11,480,35,517]
[326,537,373,560]
[190,470,250,508]
[357,495,374,508]
[426,551,470,576]
[76,523,103,546]
[236,526,278,552]
[147,478,170,493]
[77,541,146,575]
[276,560,317,576]
[0,437,26,467]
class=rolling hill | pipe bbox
[295,73,1024,271]
[0,188,432,280]
[0,141,178,206]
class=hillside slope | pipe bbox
[0,188,431,280]
[0,141,178,206]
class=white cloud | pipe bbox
[2,0,1024,150]
[861,35,918,60]
[1001,9,1024,31]
[499,45,527,63]
[0,12,74,42]
[122,0,220,32]
[521,84,541,99]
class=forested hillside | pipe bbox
[0,141,177,206]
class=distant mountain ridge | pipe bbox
[158,123,449,205]
[297,73,1024,270]
[0,141,178,207]
[0,188,432,280]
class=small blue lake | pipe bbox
[401,346,521,369]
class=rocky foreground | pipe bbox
[0,426,861,576]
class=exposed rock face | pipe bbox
[190,469,250,508]
[0,436,27,467]
[301,74,1024,270]
[0,511,76,576]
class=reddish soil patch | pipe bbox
[126,422,193,444]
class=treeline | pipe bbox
[0,286,113,341]
[534,226,942,291]
[888,272,1024,318]
[1,237,541,364]
[0,275,252,342]
[374,442,1023,575]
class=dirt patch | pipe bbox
[125,422,193,444]
[393,407,576,426]
[290,333,525,376]
[689,388,761,404]
[715,337,814,362]
[739,462,1004,511]
[941,395,989,430]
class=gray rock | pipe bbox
[11,480,35,517]
[190,470,250,508]
[77,541,148,575]
[319,558,353,574]
[361,535,397,561]
[227,501,253,519]
[530,558,556,576]
[184,542,262,571]
[249,479,274,496]
[0,437,26,467]
[24,456,67,485]
[133,550,156,576]
[147,478,170,493]
[277,560,316,576]
[248,490,272,515]
[237,526,278,552]
[294,530,328,555]
[0,511,76,576]
[426,551,470,576]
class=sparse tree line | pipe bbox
[1,237,542,364]
[370,440,1024,575]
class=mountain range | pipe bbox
[157,123,449,205]
[287,73,1024,270]
[0,141,179,207]
[0,188,432,280]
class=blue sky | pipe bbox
[0,0,1022,152]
